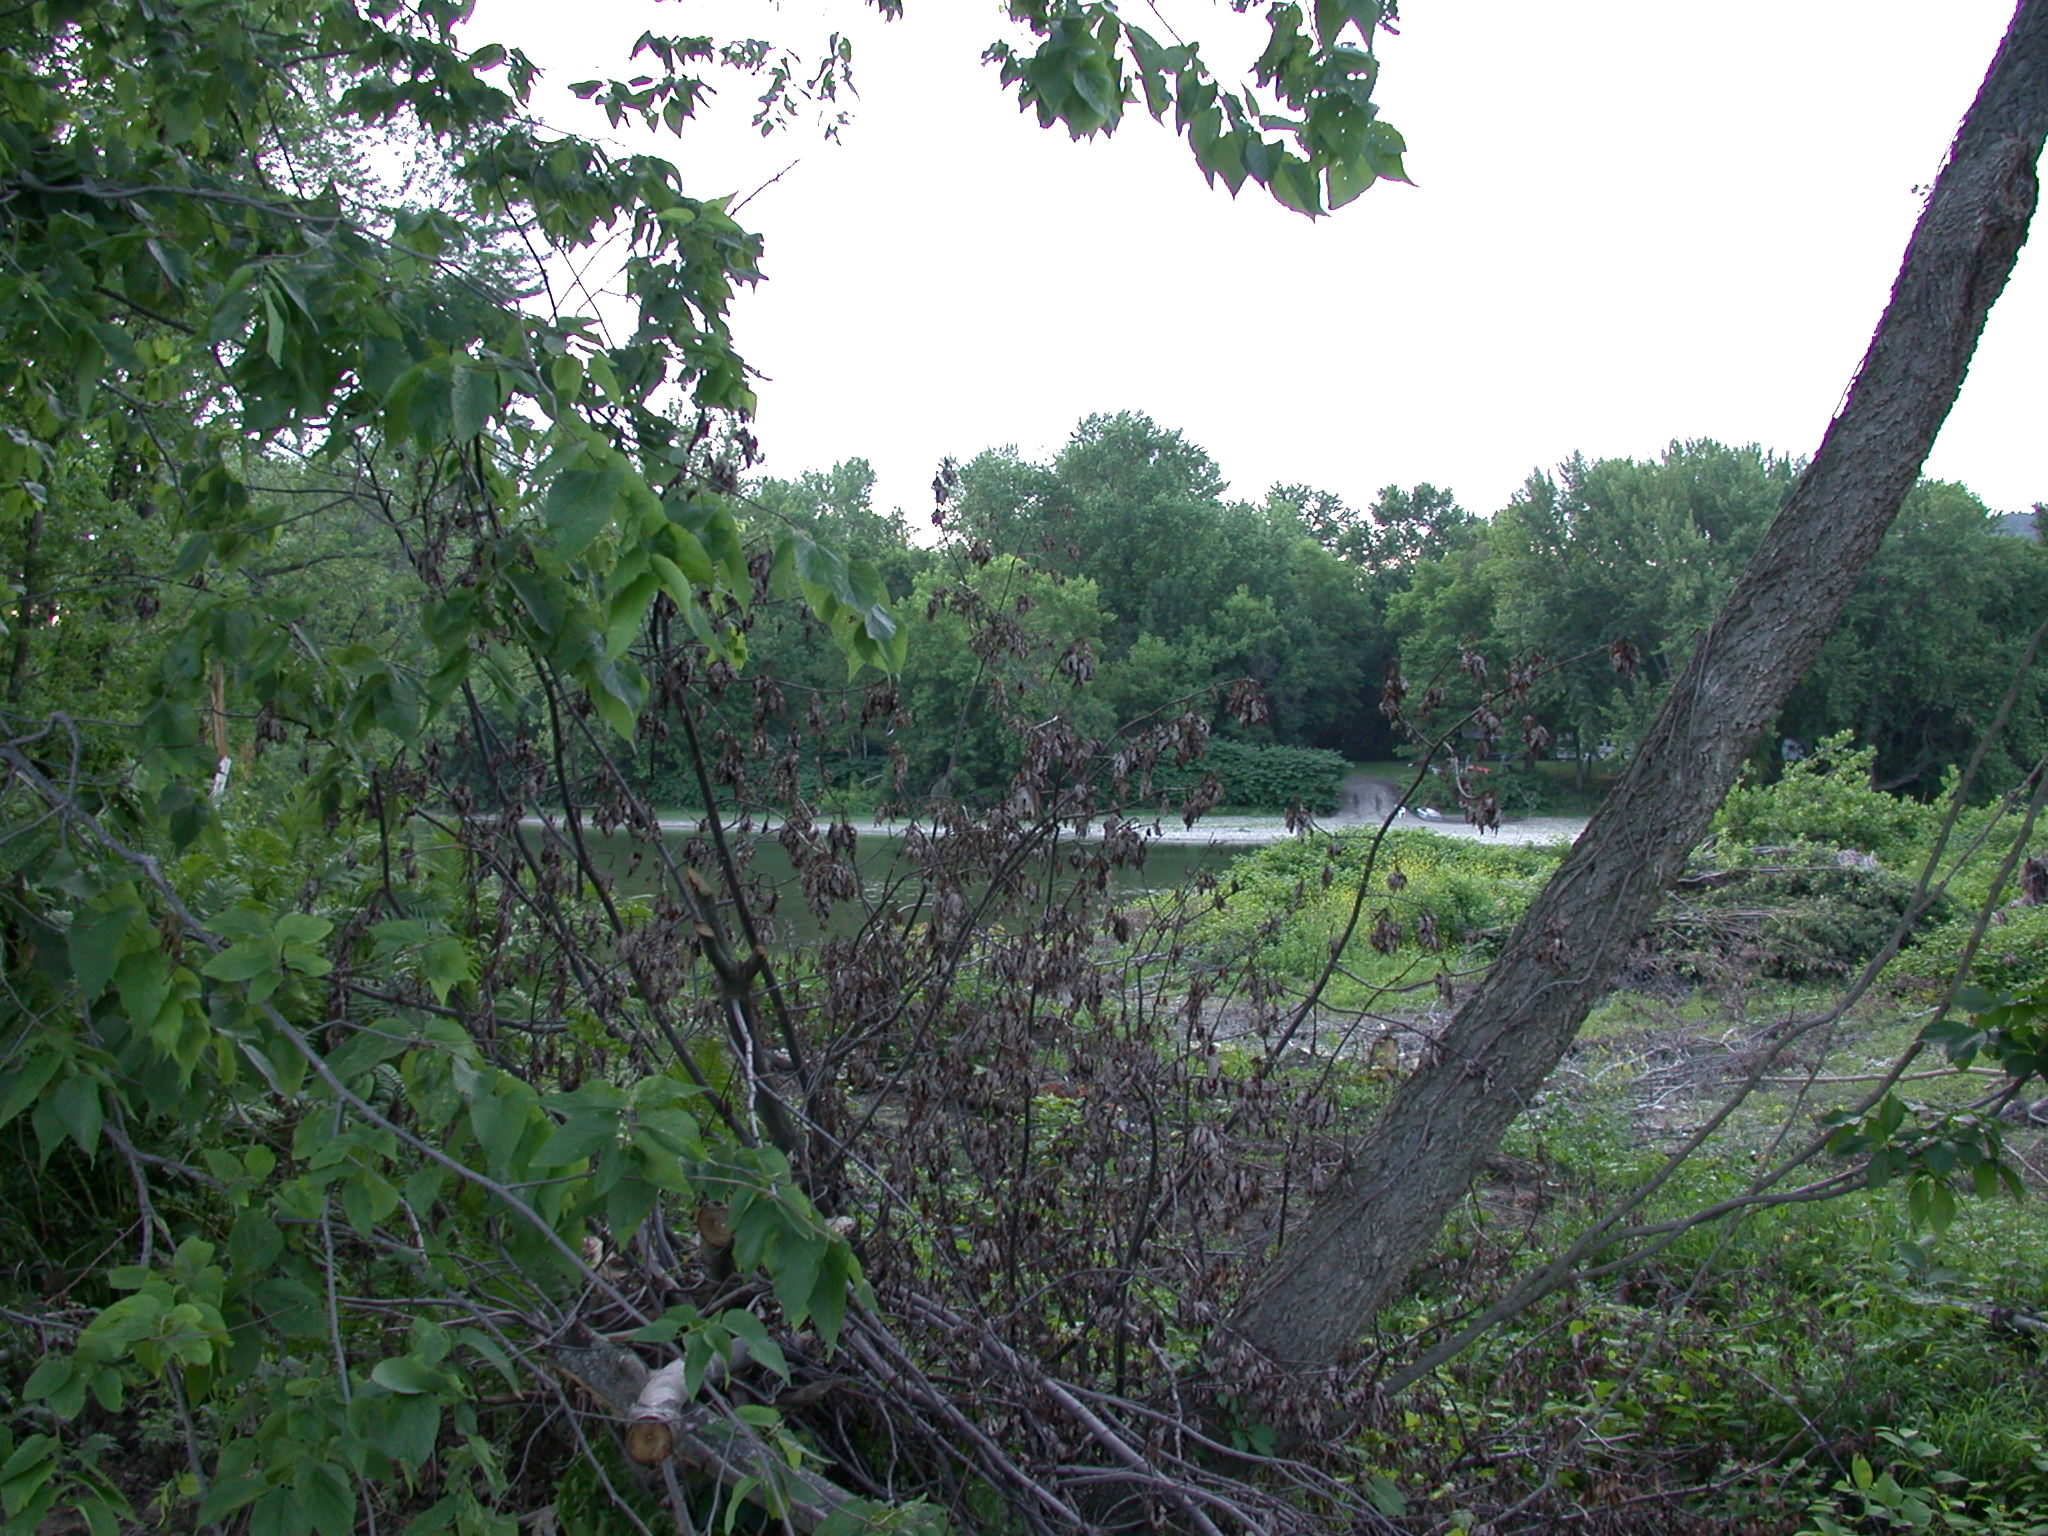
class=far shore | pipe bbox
[610,810,1589,850]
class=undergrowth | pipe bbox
[1170,732,2047,1531]
[1187,829,1562,1006]
[1356,984,2048,1533]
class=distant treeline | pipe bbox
[630,412,2047,811]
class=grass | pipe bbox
[1345,974,2048,1531]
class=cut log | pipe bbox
[624,1361,691,1465]
[551,1337,862,1535]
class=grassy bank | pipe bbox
[1170,740,2048,1531]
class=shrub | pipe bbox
[1646,847,1945,983]
[1148,738,1349,813]
[1191,829,1562,993]
[1716,731,1936,860]
[1899,902,2048,997]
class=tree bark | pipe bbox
[1231,0,2048,1372]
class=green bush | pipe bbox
[1191,829,1562,993]
[1716,732,1937,860]
[1899,903,2048,997]
[1649,847,1945,982]
[1147,738,1349,813]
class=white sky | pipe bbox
[473,1,2044,521]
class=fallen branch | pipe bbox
[553,1337,862,1534]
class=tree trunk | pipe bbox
[1231,0,2048,1372]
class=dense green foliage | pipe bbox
[1145,738,1351,813]
[0,4,1457,1531]
[1192,829,1564,1001]
[1718,733,1944,860]
[1711,731,2047,1001]
[991,0,1410,213]
[1370,1028,2048,1535]
[1380,448,2048,799]
[1657,851,1943,984]
[0,2,897,1527]
[715,427,2043,811]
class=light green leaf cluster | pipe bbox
[0,821,870,1525]
[1716,731,1937,861]
[989,0,1409,215]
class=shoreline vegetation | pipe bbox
[595,807,1593,848]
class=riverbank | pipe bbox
[1133,810,1588,846]
[632,809,1588,849]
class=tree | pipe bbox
[1285,480,1475,580]
[1230,0,2048,1372]
[956,418,1388,754]
[896,554,1117,797]
[1783,478,2048,797]
[1268,482,1469,756]
[1045,411,1235,646]
[1486,441,1797,762]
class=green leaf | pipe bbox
[1328,153,1378,209]
[631,1105,702,1160]
[0,1052,64,1129]
[809,1243,855,1351]
[203,940,277,985]
[605,1173,658,1241]
[19,1357,78,1414]
[0,1438,58,1524]
[651,544,712,603]
[1269,153,1324,215]
[260,285,287,367]
[246,1487,305,1536]
[272,913,332,948]
[770,1234,824,1325]
[229,1211,284,1273]
[449,364,494,442]
[421,936,474,1004]
[296,1459,356,1536]
[91,321,144,374]
[366,1391,442,1469]
[467,1076,537,1172]
[45,1075,104,1157]
[195,1474,269,1523]
[69,902,140,1003]
[500,565,564,637]
[605,569,659,658]
[720,1310,789,1382]
[545,462,627,558]
[624,1304,703,1344]
[371,1356,444,1396]
[532,1111,617,1168]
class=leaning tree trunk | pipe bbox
[1231,0,2048,1372]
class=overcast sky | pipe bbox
[474,1,2044,522]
